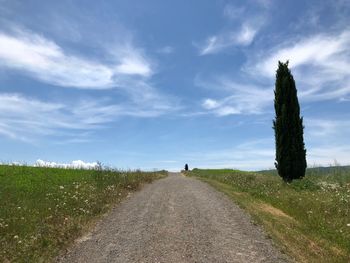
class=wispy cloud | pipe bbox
[198,77,272,116]
[0,26,181,128]
[253,29,350,101]
[0,92,176,142]
[0,28,153,89]
[201,29,350,118]
[198,24,258,55]
[255,30,350,77]
[197,2,268,55]
[0,93,116,141]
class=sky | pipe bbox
[0,0,349,171]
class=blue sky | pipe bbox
[0,0,349,171]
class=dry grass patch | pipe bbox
[255,203,296,222]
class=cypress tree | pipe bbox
[184,164,189,171]
[273,61,306,182]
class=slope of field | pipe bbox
[0,165,166,262]
[186,168,350,263]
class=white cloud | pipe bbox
[35,159,99,169]
[198,77,272,116]
[0,28,153,89]
[215,106,241,116]
[197,2,268,55]
[198,36,218,55]
[236,24,257,45]
[0,93,115,141]
[202,99,219,109]
[198,24,258,55]
[115,56,151,76]
[0,93,176,141]
[0,27,180,133]
[256,31,350,76]
[198,29,350,118]
[111,44,152,76]
[254,30,350,101]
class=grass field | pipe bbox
[186,168,350,263]
[0,165,166,262]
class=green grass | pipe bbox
[0,165,166,262]
[186,168,350,263]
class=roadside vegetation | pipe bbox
[0,164,166,262]
[186,168,350,263]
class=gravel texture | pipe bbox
[57,173,290,263]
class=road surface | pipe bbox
[58,173,289,263]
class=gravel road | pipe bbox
[58,173,289,263]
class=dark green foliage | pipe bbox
[184,164,189,171]
[273,61,307,182]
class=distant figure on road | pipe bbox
[184,164,189,171]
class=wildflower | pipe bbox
[347,223,350,227]
[13,235,18,239]
[59,186,64,189]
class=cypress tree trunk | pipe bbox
[273,61,306,182]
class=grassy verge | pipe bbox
[0,165,166,262]
[186,168,350,263]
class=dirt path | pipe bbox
[58,173,289,263]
